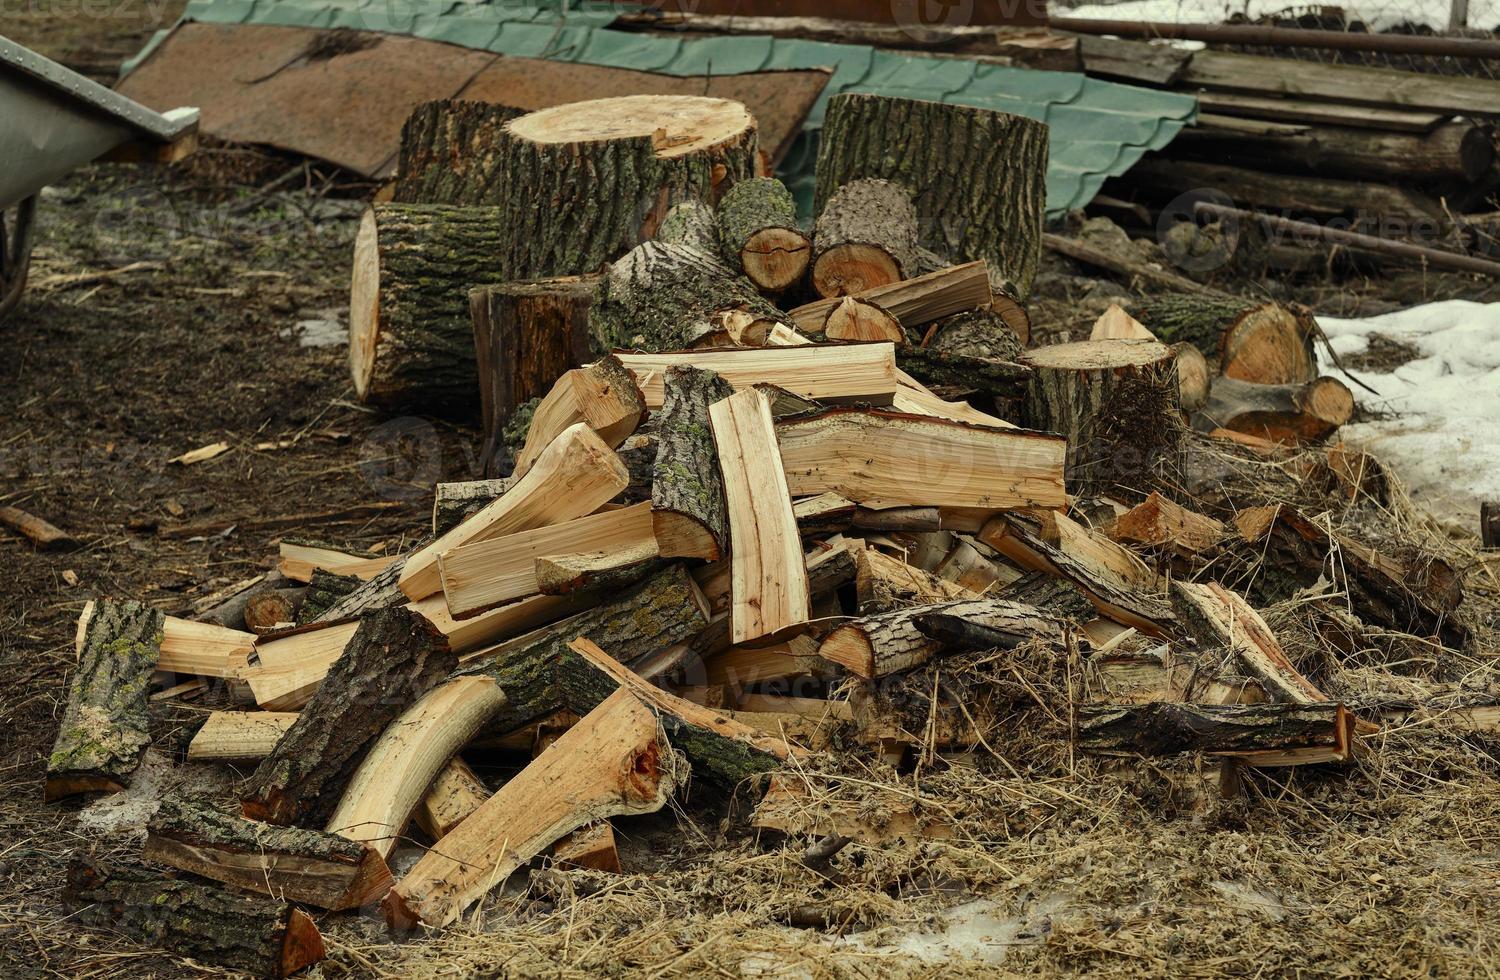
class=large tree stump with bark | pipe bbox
[590,240,791,350]
[811,179,919,297]
[815,94,1049,300]
[1021,339,1184,496]
[62,856,326,978]
[471,276,599,476]
[490,96,758,282]
[242,607,454,827]
[717,177,811,292]
[46,600,163,802]
[394,100,524,205]
[652,365,736,560]
[1132,295,1319,385]
[348,203,510,412]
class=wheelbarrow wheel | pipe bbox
[0,196,39,322]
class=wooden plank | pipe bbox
[278,542,397,583]
[617,343,899,408]
[1193,90,1444,133]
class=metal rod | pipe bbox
[1050,17,1500,59]
[1193,202,1500,278]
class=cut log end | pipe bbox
[506,96,754,160]
[812,244,903,298]
[741,227,811,292]
[652,510,723,562]
[348,207,380,400]
[824,297,903,343]
[282,909,328,977]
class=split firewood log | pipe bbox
[1171,581,1330,704]
[1195,375,1354,443]
[63,856,326,978]
[816,94,1048,299]
[854,546,973,614]
[716,176,811,292]
[811,178,920,297]
[617,343,900,408]
[187,711,299,761]
[412,758,488,840]
[393,99,524,205]
[1091,304,1155,340]
[553,821,621,872]
[788,261,993,336]
[535,543,665,596]
[652,365,736,560]
[818,597,1066,678]
[1108,491,1227,559]
[509,355,646,478]
[46,600,163,802]
[823,296,904,343]
[1075,701,1358,766]
[432,478,512,535]
[1133,295,1319,384]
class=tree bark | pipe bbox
[896,345,1031,399]
[925,308,1025,362]
[46,600,163,802]
[1132,295,1319,384]
[349,203,513,412]
[656,200,720,250]
[1483,501,1499,549]
[310,552,416,624]
[811,178,919,298]
[1075,702,1350,761]
[717,176,811,292]
[818,598,1065,678]
[62,856,325,978]
[1021,339,1184,497]
[1196,375,1354,443]
[816,94,1049,299]
[394,100,525,205]
[1177,119,1494,183]
[298,569,361,624]
[652,365,736,561]
[535,543,665,595]
[432,479,513,536]
[471,275,599,475]
[242,607,454,827]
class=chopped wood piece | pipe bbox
[243,589,303,635]
[788,261,992,336]
[711,387,810,644]
[310,555,412,624]
[817,95,1048,298]
[161,615,254,678]
[855,546,973,614]
[535,542,664,596]
[823,296,904,343]
[0,504,75,549]
[299,569,362,624]
[63,856,325,978]
[394,99,524,205]
[793,492,857,536]
[46,600,163,802]
[934,535,1024,592]
[812,178,919,297]
[412,758,488,840]
[431,479,513,535]
[383,688,678,931]
[1196,375,1354,444]
[775,407,1066,510]
[1021,339,1184,496]
[1173,342,1212,415]
[717,177,811,292]
[187,711,298,761]
[242,607,454,827]
[278,542,395,583]
[510,355,646,479]
[820,597,1065,678]
[893,345,1031,403]
[400,423,629,600]
[1172,581,1328,704]
[562,637,794,786]
[652,365,736,560]
[553,821,621,872]
[1108,492,1227,558]
[924,306,1025,362]
[440,501,657,618]
[1090,304,1155,341]
[616,343,900,408]
[1485,501,1500,549]
[1133,295,1318,384]
[144,799,393,911]
[703,636,835,688]
[326,676,507,860]
[1075,702,1357,766]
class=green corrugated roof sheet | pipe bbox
[125,0,1197,217]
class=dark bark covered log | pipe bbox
[471,275,599,475]
[816,94,1049,299]
[349,203,513,412]
[590,240,790,351]
[1132,295,1319,384]
[433,479,513,535]
[242,607,454,826]
[656,200,719,250]
[491,96,758,281]
[1171,580,1326,704]
[652,366,736,560]
[819,598,1066,678]
[143,799,392,911]
[896,345,1031,399]
[1484,501,1499,549]
[1022,339,1185,496]
[811,178,919,298]
[1075,702,1350,761]
[717,177,811,292]
[298,569,362,625]
[62,856,325,978]
[1196,375,1354,444]
[924,308,1025,362]
[46,600,163,802]
[310,552,417,624]
[394,100,525,205]
[1177,119,1494,183]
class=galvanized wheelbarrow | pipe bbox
[0,34,199,320]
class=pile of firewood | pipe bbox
[45,92,1459,978]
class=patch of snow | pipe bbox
[282,308,346,348]
[1058,0,1497,33]
[833,893,1072,965]
[1315,300,1500,528]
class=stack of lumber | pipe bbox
[43,90,1468,976]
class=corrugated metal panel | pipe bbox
[125,0,1196,216]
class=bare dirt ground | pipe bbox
[5,11,1500,980]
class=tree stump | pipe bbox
[349,203,511,412]
[1022,339,1184,497]
[394,99,524,205]
[811,178,919,298]
[491,95,758,281]
[717,177,811,292]
[470,276,599,477]
[46,600,163,802]
[815,94,1049,300]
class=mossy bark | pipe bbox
[656,201,720,250]
[895,345,1030,398]
[309,552,419,624]
[46,600,163,801]
[717,177,810,292]
[811,178,919,296]
[652,366,735,561]
[242,606,454,827]
[298,569,362,625]
[394,100,525,205]
[925,309,1025,362]
[815,94,1048,300]
[1132,295,1318,383]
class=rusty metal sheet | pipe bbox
[117,22,831,178]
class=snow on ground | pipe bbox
[1315,300,1500,529]
[1058,0,1498,32]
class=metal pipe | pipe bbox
[1050,17,1500,59]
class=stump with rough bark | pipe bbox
[816,94,1049,300]
[812,178,919,298]
[716,177,810,292]
[652,366,736,560]
[1022,339,1184,496]
[394,100,524,205]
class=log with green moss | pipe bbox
[652,366,736,561]
[1131,295,1318,384]
[45,600,163,802]
[717,177,810,292]
[394,99,525,205]
[297,569,362,624]
[656,200,720,250]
